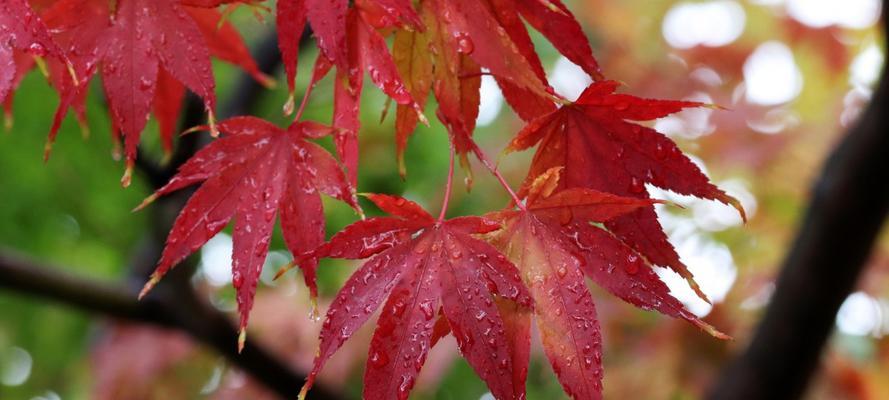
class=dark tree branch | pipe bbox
[0,249,174,327]
[707,6,889,400]
[0,248,341,400]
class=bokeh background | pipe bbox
[0,0,886,399]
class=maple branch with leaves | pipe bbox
[15,0,879,398]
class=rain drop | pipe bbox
[455,33,474,54]
[370,351,390,368]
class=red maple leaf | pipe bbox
[28,0,264,183]
[488,167,729,399]
[0,0,66,108]
[278,3,420,185]
[277,0,420,98]
[136,116,359,350]
[506,80,746,301]
[295,194,532,400]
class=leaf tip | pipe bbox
[77,119,91,140]
[414,104,429,126]
[207,111,220,138]
[397,153,408,180]
[180,124,208,137]
[694,319,732,341]
[33,56,49,78]
[273,260,296,281]
[138,274,160,300]
[120,164,133,188]
[42,139,54,163]
[379,98,392,123]
[705,102,730,111]
[237,328,247,353]
[258,73,277,90]
[688,278,712,305]
[3,110,12,132]
[727,196,747,223]
[308,296,321,322]
[298,381,311,400]
[133,193,160,212]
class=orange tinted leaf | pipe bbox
[491,213,603,399]
[363,193,435,223]
[392,26,434,175]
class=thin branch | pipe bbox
[0,248,341,400]
[0,249,173,327]
[472,145,526,211]
[438,141,457,222]
[707,7,889,399]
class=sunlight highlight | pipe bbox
[477,74,504,127]
[836,292,885,336]
[662,1,746,49]
[200,233,234,287]
[0,347,32,386]
[786,0,881,29]
[549,57,593,100]
[743,41,804,105]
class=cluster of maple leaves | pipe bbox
[2,0,745,398]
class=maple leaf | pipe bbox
[89,0,217,183]
[135,116,359,350]
[505,80,746,301]
[149,5,275,154]
[296,194,532,400]
[479,0,555,122]
[30,0,264,182]
[0,0,67,108]
[390,0,604,178]
[276,0,420,94]
[391,0,558,178]
[487,167,729,399]
[354,0,422,30]
[279,4,420,185]
[512,0,601,80]
[1,52,36,131]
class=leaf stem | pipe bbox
[438,142,457,223]
[472,145,527,211]
[293,80,315,122]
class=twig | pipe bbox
[707,6,889,399]
[438,141,457,222]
